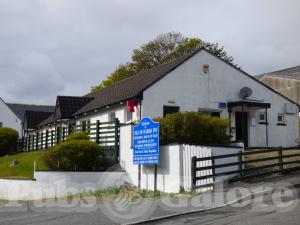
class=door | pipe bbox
[235,112,248,147]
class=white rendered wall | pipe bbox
[142,50,299,148]
[0,98,22,135]
[76,105,141,125]
[120,124,245,193]
[0,171,127,201]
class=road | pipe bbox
[143,188,300,225]
[0,186,299,225]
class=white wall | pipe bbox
[120,124,244,193]
[0,98,22,135]
[76,105,141,125]
[142,50,299,147]
[0,171,127,201]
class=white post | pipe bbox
[33,160,36,179]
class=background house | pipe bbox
[0,98,54,136]
[257,65,300,106]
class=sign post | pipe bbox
[133,117,160,192]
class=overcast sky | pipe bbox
[0,0,299,105]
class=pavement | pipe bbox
[0,173,300,225]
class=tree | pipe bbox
[91,32,235,92]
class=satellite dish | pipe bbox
[240,87,252,99]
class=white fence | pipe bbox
[120,124,244,193]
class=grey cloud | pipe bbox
[0,0,299,104]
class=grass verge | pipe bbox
[0,151,49,179]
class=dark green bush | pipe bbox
[66,131,90,141]
[44,139,102,171]
[154,112,229,146]
[0,127,19,155]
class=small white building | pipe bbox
[71,48,299,148]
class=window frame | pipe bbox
[125,109,133,123]
[277,113,285,125]
[109,112,116,122]
[258,112,267,124]
[163,105,180,117]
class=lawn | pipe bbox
[245,149,300,168]
[0,151,49,179]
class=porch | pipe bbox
[228,101,271,148]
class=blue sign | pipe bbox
[133,117,159,165]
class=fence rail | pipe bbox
[18,119,120,161]
[191,148,300,192]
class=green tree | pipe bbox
[92,32,234,92]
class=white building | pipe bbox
[39,48,299,148]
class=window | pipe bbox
[198,109,221,117]
[109,112,116,121]
[258,112,266,123]
[163,106,180,117]
[277,114,285,124]
[126,110,133,122]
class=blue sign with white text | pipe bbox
[133,117,159,165]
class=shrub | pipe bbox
[44,139,102,171]
[66,131,90,141]
[0,127,19,155]
[154,112,229,146]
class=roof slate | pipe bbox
[56,96,94,119]
[6,103,55,122]
[257,65,300,80]
[24,111,54,129]
[38,114,55,127]
[75,48,204,115]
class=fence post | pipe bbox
[35,132,39,151]
[87,121,91,134]
[96,120,100,144]
[40,132,43,150]
[211,157,216,190]
[45,130,49,149]
[62,127,65,141]
[114,118,120,162]
[238,151,243,181]
[278,147,284,173]
[82,122,86,132]
[68,123,72,136]
[56,127,60,144]
[51,130,54,147]
[191,156,196,194]
[28,135,31,151]
[24,137,27,151]
[31,135,34,151]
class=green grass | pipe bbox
[245,149,300,167]
[0,151,49,179]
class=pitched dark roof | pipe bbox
[256,65,300,80]
[24,111,54,129]
[75,48,205,115]
[6,103,55,122]
[38,114,55,127]
[56,96,94,119]
[74,48,299,116]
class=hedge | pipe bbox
[154,112,229,146]
[0,127,19,155]
[44,132,102,171]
